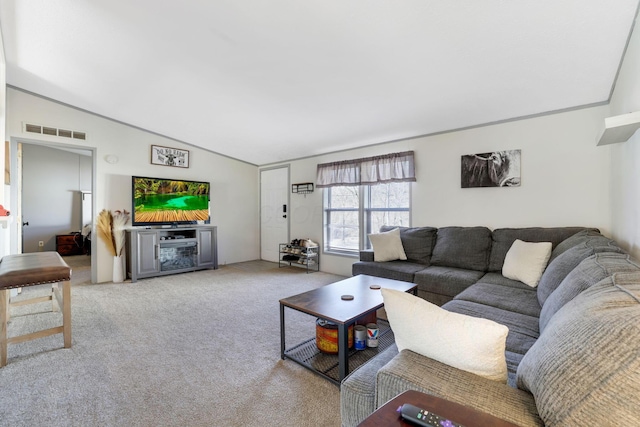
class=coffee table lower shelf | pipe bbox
[283,320,395,386]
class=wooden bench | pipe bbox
[0,251,72,367]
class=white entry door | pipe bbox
[261,167,289,262]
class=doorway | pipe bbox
[10,138,97,283]
[260,166,289,262]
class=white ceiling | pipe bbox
[1,1,638,166]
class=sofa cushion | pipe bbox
[488,227,588,272]
[368,227,407,262]
[516,272,640,426]
[352,260,426,283]
[477,272,535,290]
[375,350,544,427]
[539,252,640,332]
[340,344,399,427]
[415,290,455,307]
[380,226,437,265]
[358,250,374,262]
[537,235,623,306]
[454,282,541,318]
[546,228,603,264]
[442,300,540,351]
[413,266,485,298]
[502,240,552,287]
[430,226,492,271]
[382,288,508,382]
[442,299,539,386]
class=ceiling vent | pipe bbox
[23,123,87,140]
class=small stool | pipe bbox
[0,251,72,367]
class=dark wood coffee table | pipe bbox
[280,274,417,385]
[358,390,521,427]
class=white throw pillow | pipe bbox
[368,228,407,262]
[381,288,509,382]
[502,239,552,287]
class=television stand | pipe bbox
[125,226,218,282]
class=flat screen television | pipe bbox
[132,176,210,226]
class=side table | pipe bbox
[56,233,85,256]
[357,390,520,427]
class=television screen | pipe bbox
[132,176,210,226]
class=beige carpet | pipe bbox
[0,260,347,426]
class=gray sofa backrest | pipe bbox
[546,229,605,264]
[536,231,622,306]
[539,252,640,332]
[379,226,437,265]
[488,227,592,272]
[516,271,640,426]
[430,226,492,271]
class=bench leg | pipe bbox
[6,289,11,322]
[1,289,7,367]
[52,284,59,312]
[52,280,72,348]
[62,280,71,348]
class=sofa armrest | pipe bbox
[376,350,543,427]
[341,345,399,427]
[360,250,374,262]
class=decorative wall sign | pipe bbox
[151,145,190,168]
[461,149,521,188]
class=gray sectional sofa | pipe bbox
[342,226,640,426]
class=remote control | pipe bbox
[397,403,464,427]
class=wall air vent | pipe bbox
[23,123,88,140]
[25,124,42,133]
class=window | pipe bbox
[318,151,415,255]
[324,186,360,253]
[366,182,411,240]
[324,182,411,255]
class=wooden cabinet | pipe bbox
[125,226,218,282]
[56,234,85,256]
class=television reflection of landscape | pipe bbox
[133,177,210,225]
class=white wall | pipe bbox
[6,88,260,282]
[608,19,640,259]
[277,105,612,276]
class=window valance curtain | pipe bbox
[316,151,416,188]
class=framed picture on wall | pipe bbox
[150,145,190,168]
[461,149,521,188]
